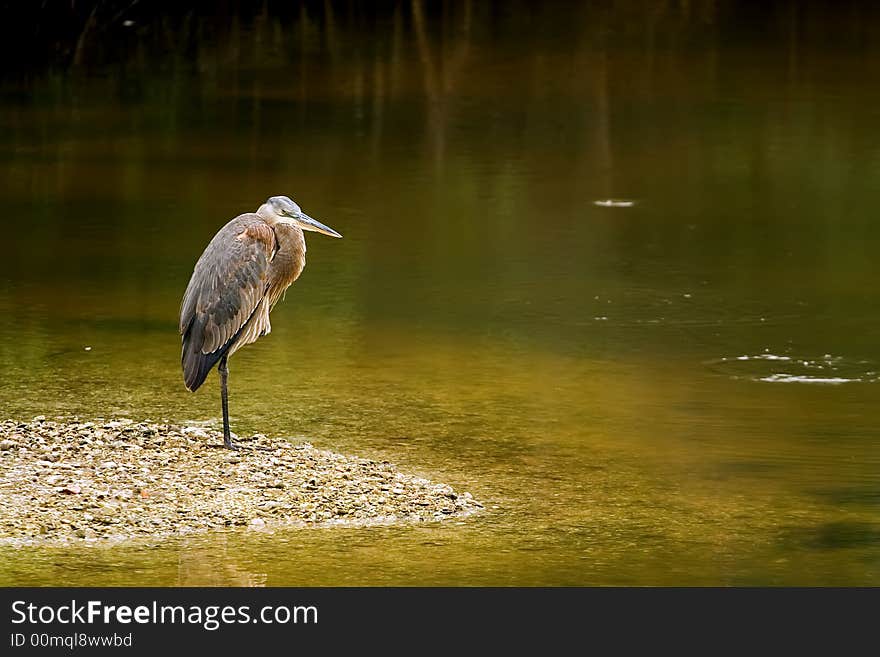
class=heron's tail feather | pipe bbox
[181,315,225,392]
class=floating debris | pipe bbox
[734,354,792,361]
[593,199,635,208]
[0,418,483,547]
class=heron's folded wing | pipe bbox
[180,217,277,356]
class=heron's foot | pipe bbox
[207,432,269,451]
[207,442,239,450]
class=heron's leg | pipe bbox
[218,355,237,450]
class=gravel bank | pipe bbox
[0,418,482,546]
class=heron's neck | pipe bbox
[274,222,306,254]
[270,222,307,287]
[256,204,278,223]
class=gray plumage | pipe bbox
[179,195,342,449]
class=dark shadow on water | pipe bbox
[785,521,880,550]
[811,487,880,508]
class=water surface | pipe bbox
[1,1,879,585]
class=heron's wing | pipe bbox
[179,215,277,390]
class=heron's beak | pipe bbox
[294,212,342,238]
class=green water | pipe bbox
[1,2,879,585]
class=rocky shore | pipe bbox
[0,418,482,546]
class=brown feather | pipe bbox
[179,213,279,391]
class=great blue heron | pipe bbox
[179,195,342,449]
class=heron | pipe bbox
[179,195,342,449]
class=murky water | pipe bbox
[1,1,879,585]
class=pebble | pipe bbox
[0,418,482,546]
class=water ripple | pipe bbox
[706,353,878,384]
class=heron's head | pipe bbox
[258,195,342,238]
